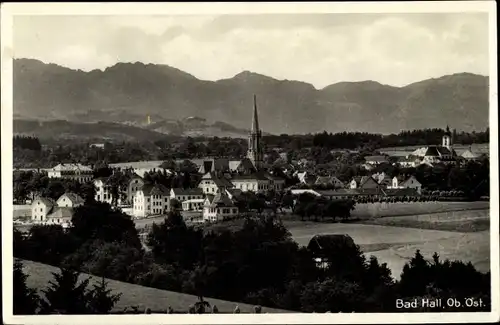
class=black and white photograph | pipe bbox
[1,2,498,324]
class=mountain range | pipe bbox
[13,58,489,135]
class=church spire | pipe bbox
[247,94,263,170]
[251,94,259,133]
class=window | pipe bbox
[233,208,237,213]
[147,198,150,202]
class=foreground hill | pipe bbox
[14,59,489,134]
[21,260,292,313]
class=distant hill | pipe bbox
[13,58,489,134]
[13,119,170,142]
[13,118,252,141]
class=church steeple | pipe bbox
[251,94,259,133]
[247,95,263,170]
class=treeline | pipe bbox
[13,135,41,151]
[306,128,489,150]
[14,203,491,314]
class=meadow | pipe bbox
[20,260,292,313]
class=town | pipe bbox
[12,95,491,315]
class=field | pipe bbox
[379,143,489,157]
[350,201,489,220]
[20,260,292,313]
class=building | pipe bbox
[56,193,85,208]
[202,192,239,223]
[170,188,204,202]
[181,199,205,211]
[94,178,117,206]
[47,163,93,183]
[197,158,230,174]
[198,172,234,194]
[127,175,145,205]
[349,176,380,190]
[31,197,57,222]
[296,171,316,185]
[307,234,356,269]
[132,183,171,218]
[228,158,256,174]
[314,176,344,188]
[31,193,82,226]
[247,95,264,170]
[403,126,458,166]
[461,148,482,160]
[390,175,422,194]
[364,155,389,166]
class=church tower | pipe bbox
[442,125,452,150]
[247,95,263,170]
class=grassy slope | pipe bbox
[21,260,293,314]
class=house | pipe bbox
[47,163,93,183]
[372,172,392,188]
[314,176,344,188]
[391,175,422,194]
[296,171,316,185]
[307,234,356,269]
[397,156,417,168]
[231,172,270,192]
[31,197,57,222]
[228,158,256,174]
[45,207,74,227]
[202,192,239,223]
[364,155,389,166]
[127,175,145,205]
[461,149,482,160]
[170,188,204,202]
[225,188,243,200]
[94,178,119,206]
[266,173,286,191]
[132,183,171,218]
[315,189,359,200]
[197,158,230,174]
[181,199,205,211]
[31,194,78,226]
[198,172,234,195]
[349,176,380,190]
[56,193,84,208]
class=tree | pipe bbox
[70,202,141,249]
[39,268,92,314]
[86,277,122,314]
[13,259,40,314]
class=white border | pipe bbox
[1,2,498,324]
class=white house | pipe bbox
[391,175,422,194]
[132,183,170,218]
[202,192,239,223]
[127,175,144,205]
[198,172,234,195]
[231,172,270,192]
[170,188,204,202]
[349,176,380,190]
[48,163,93,183]
[31,197,57,222]
[56,193,84,208]
[31,193,80,226]
[94,178,116,206]
[182,199,205,211]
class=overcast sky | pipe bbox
[13,13,489,88]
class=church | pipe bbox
[197,95,285,195]
[403,126,458,167]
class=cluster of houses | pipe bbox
[25,113,484,227]
[291,171,422,200]
[364,128,485,170]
